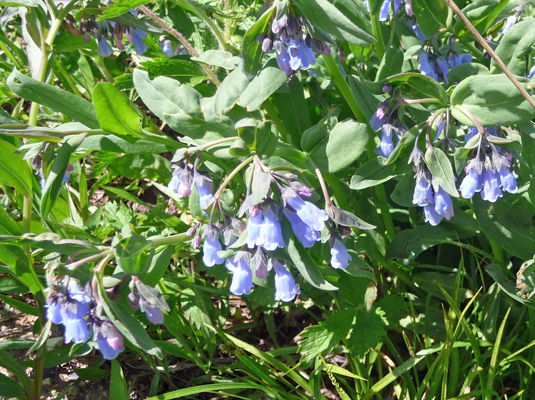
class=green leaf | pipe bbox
[238,65,287,111]
[284,226,338,291]
[145,383,277,400]
[491,18,535,75]
[0,372,24,398]
[298,310,355,367]
[7,69,99,129]
[242,6,275,79]
[0,139,32,197]
[386,73,448,107]
[110,360,129,400]
[74,367,110,381]
[309,119,369,173]
[79,133,174,153]
[450,74,535,126]
[473,196,535,260]
[0,293,38,315]
[0,124,66,142]
[138,246,174,287]
[292,0,376,46]
[347,308,387,356]
[0,338,35,350]
[139,58,206,81]
[301,108,340,153]
[99,0,151,19]
[214,66,249,115]
[326,205,376,230]
[424,147,458,197]
[114,234,152,276]
[192,50,241,70]
[43,344,92,368]
[108,153,171,181]
[41,134,87,219]
[454,0,511,37]
[350,157,412,190]
[93,82,144,138]
[376,44,404,81]
[447,63,489,84]
[412,0,448,36]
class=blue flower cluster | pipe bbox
[46,276,169,360]
[257,8,330,74]
[460,127,517,202]
[370,98,407,158]
[412,175,454,226]
[168,160,214,211]
[419,47,472,84]
[190,163,353,302]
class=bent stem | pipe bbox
[443,0,535,111]
[190,136,239,153]
[212,156,254,204]
[308,157,333,209]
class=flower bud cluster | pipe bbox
[460,127,518,202]
[412,173,454,226]
[257,8,330,74]
[419,46,472,84]
[168,160,214,211]
[370,98,407,159]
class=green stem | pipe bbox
[489,239,504,265]
[54,58,83,97]
[375,182,396,240]
[93,56,115,84]
[146,233,192,247]
[191,136,239,153]
[322,54,367,124]
[179,0,230,52]
[367,0,386,61]
[213,156,254,201]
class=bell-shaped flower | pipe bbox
[139,297,164,324]
[423,203,443,226]
[330,234,352,270]
[434,187,454,220]
[288,38,316,70]
[257,208,284,251]
[500,15,517,34]
[499,165,517,194]
[273,261,300,302]
[283,209,320,248]
[379,0,393,21]
[481,168,503,202]
[126,29,148,54]
[229,257,253,296]
[96,322,125,360]
[436,56,450,83]
[161,40,175,57]
[460,168,483,199]
[419,51,439,81]
[406,20,426,43]
[375,126,394,158]
[412,177,433,207]
[274,40,293,75]
[97,37,114,57]
[203,234,224,267]
[246,210,263,249]
[196,182,214,210]
[285,191,328,232]
[370,100,390,131]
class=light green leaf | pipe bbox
[424,147,458,197]
[0,139,32,197]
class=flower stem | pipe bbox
[146,233,191,247]
[212,156,254,202]
[443,0,535,111]
[308,157,333,208]
[138,4,221,86]
[190,136,239,153]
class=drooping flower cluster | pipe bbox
[500,1,531,34]
[128,276,171,324]
[460,127,518,202]
[370,95,407,158]
[76,10,148,57]
[419,45,472,84]
[168,159,214,211]
[257,7,330,74]
[194,158,354,301]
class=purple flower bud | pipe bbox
[203,234,224,267]
[500,15,517,34]
[262,37,273,53]
[271,14,288,34]
[379,0,392,21]
[481,168,503,202]
[412,177,433,207]
[253,248,268,279]
[284,191,329,232]
[229,257,253,296]
[370,100,389,131]
[460,168,483,199]
[139,297,165,324]
[499,165,517,194]
[434,187,454,220]
[257,208,284,251]
[405,0,414,16]
[128,290,139,310]
[434,120,446,142]
[96,322,124,360]
[97,37,114,57]
[283,209,321,248]
[273,261,300,302]
[330,234,352,269]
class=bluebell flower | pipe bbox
[126,28,148,54]
[203,234,224,267]
[370,100,390,131]
[139,297,165,324]
[407,21,426,44]
[97,37,114,57]
[229,257,253,296]
[196,182,214,210]
[46,280,92,344]
[246,210,263,249]
[330,235,352,269]
[284,191,328,232]
[412,177,433,207]
[433,187,454,220]
[500,15,517,34]
[419,51,439,81]
[375,126,395,158]
[436,56,450,83]
[423,203,443,226]
[450,53,472,68]
[283,209,321,248]
[168,166,193,197]
[460,168,483,199]
[288,38,316,70]
[465,127,478,143]
[273,261,300,302]
[394,0,402,14]
[499,165,517,194]
[481,168,503,202]
[258,208,284,251]
[434,119,446,142]
[274,40,293,75]
[95,321,124,360]
[379,0,393,21]
[161,40,174,57]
